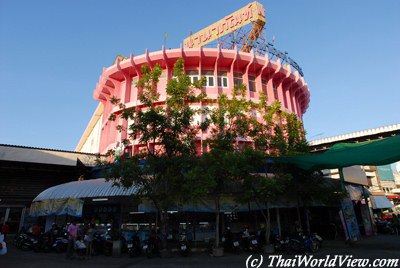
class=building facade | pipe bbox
[310,124,400,218]
[76,46,310,155]
[0,144,99,233]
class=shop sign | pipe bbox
[184,1,266,49]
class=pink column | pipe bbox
[266,76,275,102]
[285,83,293,112]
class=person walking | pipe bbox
[1,222,9,241]
[392,214,399,236]
[84,224,95,258]
[66,219,78,259]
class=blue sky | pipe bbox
[0,0,399,151]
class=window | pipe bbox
[217,71,228,88]
[186,70,199,84]
[273,83,278,100]
[192,76,199,83]
[202,70,214,87]
[233,72,243,87]
[248,76,256,92]
[207,76,214,87]
[262,79,268,97]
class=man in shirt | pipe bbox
[66,219,78,259]
[1,222,9,240]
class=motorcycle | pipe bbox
[52,232,69,253]
[221,233,241,255]
[142,234,160,258]
[288,232,321,254]
[242,235,261,253]
[310,232,323,249]
[127,235,142,257]
[91,231,112,256]
[376,219,395,234]
[91,232,104,255]
[103,233,113,256]
[14,232,30,249]
[20,233,38,251]
[33,233,51,253]
[271,235,290,254]
[178,234,190,257]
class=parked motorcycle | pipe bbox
[376,219,395,234]
[143,233,160,258]
[14,232,30,249]
[221,229,241,255]
[287,232,321,254]
[178,234,190,257]
[91,231,112,256]
[19,233,38,251]
[241,235,261,253]
[33,233,50,253]
[127,235,142,257]
[271,235,290,254]
[52,232,69,253]
[310,232,323,249]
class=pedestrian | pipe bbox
[66,219,79,259]
[1,222,9,241]
[32,223,41,237]
[75,236,87,259]
[84,223,95,257]
[392,214,399,236]
[0,231,7,256]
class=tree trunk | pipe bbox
[215,196,221,248]
[255,199,270,245]
[266,205,271,244]
[159,210,168,250]
[296,195,302,230]
[305,207,311,233]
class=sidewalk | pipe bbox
[1,234,399,268]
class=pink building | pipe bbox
[76,45,310,155]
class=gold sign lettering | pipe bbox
[184,1,266,49]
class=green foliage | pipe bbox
[102,58,208,249]
[101,57,334,246]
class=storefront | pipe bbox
[29,178,138,232]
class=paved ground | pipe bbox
[1,234,400,268]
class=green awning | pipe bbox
[275,135,400,171]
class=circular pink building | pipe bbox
[79,45,310,155]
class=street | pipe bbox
[1,234,400,268]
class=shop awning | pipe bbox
[370,196,394,209]
[31,178,138,217]
[30,198,84,217]
[274,135,400,171]
[33,178,137,202]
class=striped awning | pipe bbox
[33,178,137,202]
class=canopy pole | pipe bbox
[276,208,281,237]
[339,167,346,195]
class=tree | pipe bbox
[235,149,291,248]
[102,58,206,250]
[189,84,255,250]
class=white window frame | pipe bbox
[217,76,228,88]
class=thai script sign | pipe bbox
[184,1,266,49]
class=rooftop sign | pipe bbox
[184,1,266,49]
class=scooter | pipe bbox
[127,235,142,257]
[288,231,321,254]
[21,234,38,251]
[142,236,160,258]
[178,234,190,257]
[52,232,69,253]
[247,235,261,253]
[271,235,290,253]
[221,233,241,255]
